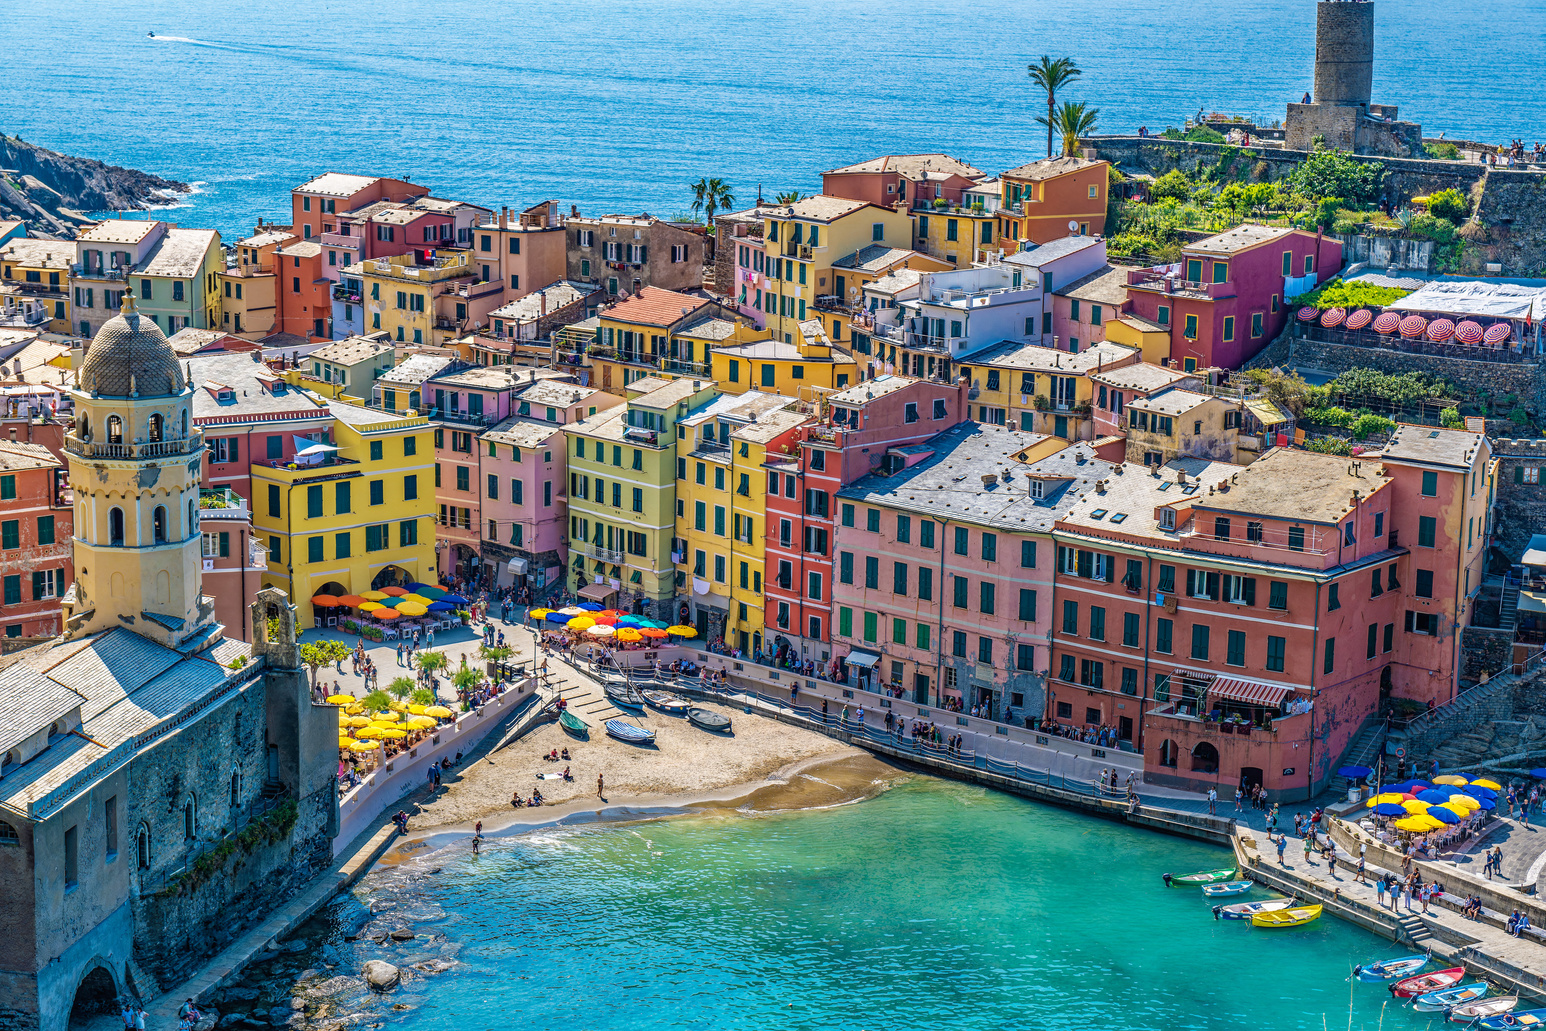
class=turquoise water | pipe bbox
[5,0,1546,237]
[356,778,1427,1031]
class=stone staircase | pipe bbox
[1502,583,1521,632]
[1395,910,1435,947]
[1341,719,1387,775]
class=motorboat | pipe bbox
[1412,982,1487,1013]
[1390,967,1465,998]
[1354,954,1429,982]
[1163,868,1237,886]
[1200,881,1252,897]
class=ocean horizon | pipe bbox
[4,0,1546,238]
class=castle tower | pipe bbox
[61,288,218,648]
[1312,0,1373,111]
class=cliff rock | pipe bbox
[0,134,189,238]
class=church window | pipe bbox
[107,416,123,445]
[153,506,167,544]
[109,508,124,546]
[148,413,163,442]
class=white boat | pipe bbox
[1213,898,1294,920]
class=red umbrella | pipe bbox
[591,613,620,626]
[1426,318,1455,342]
[1296,305,1319,322]
[1484,323,1512,345]
[1320,307,1346,328]
[380,586,408,596]
[1454,320,1484,344]
[1345,309,1373,330]
[1399,315,1428,339]
[1372,311,1402,334]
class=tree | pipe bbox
[453,667,481,694]
[362,689,391,712]
[1036,100,1099,157]
[417,651,448,676]
[388,676,415,701]
[298,640,349,687]
[1027,56,1082,159]
[774,191,803,205]
[1286,148,1385,204]
[411,687,436,706]
[688,177,733,223]
[1426,188,1468,222]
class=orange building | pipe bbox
[997,157,1110,248]
[274,240,331,340]
[289,173,430,243]
[821,154,985,209]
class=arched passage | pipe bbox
[371,565,411,591]
[68,964,119,1029]
[1191,741,1220,773]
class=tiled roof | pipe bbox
[311,335,394,367]
[187,352,329,422]
[295,172,382,197]
[781,195,873,222]
[631,376,709,409]
[1090,362,1194,393]
[1199,447,1388,524]
[828,373,917,406]
[1002,235,1102,268]
[1002,155,1103,181]
[516,378,594,407]
[867,268,924,295]
[732,406,810,444]
[961,339,1135,373]
[275,241,323,258]
[825,154,985,179]
[329,398,416,429]
[1058,458,1234,539]
[0,238,73,270]
[0,439,60,471]
[1188,224,1296,255]
[0,664,82,757]
[676,316,741,342]
[1058,265,1130,306]
[482,416,564,449]
[488,281,593,323]
[139,228,219,278]
[1378,425,1485,470]
[235,229,294,249]
[377,353,454,386]
[78,220,161,245]
[831,244,916,273]
[601,286,711,328]
[1129,388,1214,415]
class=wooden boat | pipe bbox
[558,709,588,736]
[603,681,645,709]
[1477,1007,1546,1029]
[1412,982,1488,1013]
[1200,881,1253,897]
[1390,967,1465,998]
[1449,996,1518,1023]
[1214,898,1294,921]
[604,719,656,744]
[1251,904,1323,928]
[1354,954,1429,982]
[1163,868,1237,886]
[641,690,689,714]
[687,707,732,733]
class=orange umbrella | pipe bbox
[371,608,401,619]
[599,609,626,618]
[380,586,408,596]
[639,627,669,639]
[312,595,341,606]
[337,594,366,607]
[591,613,619,626]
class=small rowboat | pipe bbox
[1477,1007,1546,1029]
[1252,904,1323,928]
[1449,996,1518,1022]
[1412,982,1488,1013]
[1163,868,1237,886]
[687,707,732,733]
[604,681,645,709]
[558,709,589,736]
[1355,955,1428,982]
[1391,967,1465,998]
[604,719,655,744]
[1215,898,1294,921]
[1200,881,1252,898]
[642,690,689,714]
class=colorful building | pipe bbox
[219,228,290,337]
[469,281,603,368]
[1051,265,1133,354]
[467,202,567,302]
[724,406,812,655]
[958,339,1139,439]
[70,219,169,338]
[195,485,266,642]
[133,228,223,335]
[589,287,760,393]
[817,245,951,345]
[996,156,1110,247]
[710,320,857,398]
[1088,363,1199,441]
[273,240,330,340]
[821,154,985,209]
[359,249,479,347]
[0,440,71,638]
[566,214,705,298]
[300,334,397,400]
[0,238,72,333]
[290,172,429,244]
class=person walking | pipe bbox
[1235,786,1243,812]
[1303,832,1314,864]
[1402,882,1413,912]
[1207,787,1217,815]
[1276,832,1288,866]
[1356,853,1367,884]
[1376,875,1386,908]
[597,772,605,799]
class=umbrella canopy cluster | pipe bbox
[1367,776,1502,830]
[1322,306,1514,348]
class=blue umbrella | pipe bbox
[1387,780,1430,794]
[1416,789,1455,804]
[1337,765,1372,779]
[410,582,438,593]
[1459,784,1498,800]
[1425,805,1461,824]
[1530,768,1546,779]
[578,602,604,612]
[1373,802,1408,816]
[1474,797,1497,810]
[545,611,573,624]
[440,594,469,605]
[428,601,456,612]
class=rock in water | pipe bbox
[362,961,400,992]
[388,929,416,942]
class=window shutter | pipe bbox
[1186,569,1196,596]
[639,245,647,262]
[1243,578,1256,606]
[1517,465,1525,484]
[32,571,44,600]
[219,532,230,557]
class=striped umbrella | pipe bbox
[1345,308,1373,331]
[1484,323,1512,345]
[1372,311,1402,334]
[1454,320,1484,344]
[1319,307,1346,328]
[1426,318,1456,342]
[1398,315,1428,338]
[1296,305,1319,322]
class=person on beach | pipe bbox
[597,772,605,799]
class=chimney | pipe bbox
[500,206,508,229]
[540,291,547,317]
[1096,479,1107,494]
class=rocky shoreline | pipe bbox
[0,134,189,237]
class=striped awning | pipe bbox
[1209,676,1294,708]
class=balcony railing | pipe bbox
[622,425,668,448]
[319,232,359,248]
[67,434,203,460]
[585,543,626,564]
[332,286,362,303]
[225,263,273,279]
[261,454,359,470]
[1126,271,1235,300]
[0,307,49,328]
[661,359,710,376]
[426,407,498,427]
[198,487,248,514]
[70,264,129,280]
[3,280,64,296]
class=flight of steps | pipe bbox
[1501,583,1521,632]
[1395,910,1435,947]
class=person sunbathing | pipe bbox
[562,766,573,781]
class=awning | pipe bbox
[577,582,616,602]
[506,557,528,574]
[1209,676,1294,708]
[845,649,882,669]
[1522,534,1546,568]
[1518,591,1546,616]
[1245,398,1290,426]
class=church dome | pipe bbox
[79,290,185,397]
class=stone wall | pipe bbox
[1461,626,1514,682]
[1490,438,1546,561]
[1330,232,1434,270]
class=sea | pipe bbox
[338,776,1412,1031]
[5,0,1546,240]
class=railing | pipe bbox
[694,439,730,455]
[661,359,710,376]
[0,307,48,328]
[1295,324,1535,366]
[70,264,129,280]
[66,434,203,460]
[426,407,499,427]
[1126,271,1236,300]
[261,454,359,470]
[585,543,626,564]
[332,287,362,302]
[3,280,64,296]
[225,263,273,279]
[622,425,667,448]
[318,231,358,248]
[198,487,247,513]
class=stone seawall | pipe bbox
[1492,438,1546,561]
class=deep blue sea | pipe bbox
[4,0,1546,239]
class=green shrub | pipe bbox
[1351,413,1395,440]
[1290,279,1413,310]
[1408,213,1456,243]
[1510,407,1532,428]
[1252,160,1271,181]
[1426,188,1468,221]
[1424,142,1461,161]
[1184,125,1226,144]
[1439,407,1463,428]
[1288,148,1386,203]
[1306,405,1357,428]
[1306,436,1354,455]
[1149,169,1191,201]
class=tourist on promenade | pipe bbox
[1277,833,1288,866]
[1207,787,1217,815]
[1303,833,1315,864]
[1235,786,1243,812]
[1356,854,1367,884]
[1326,849,1338,880]
[1376,875,1386,908]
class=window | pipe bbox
[1251,312,1264,338]
[1020,540,1037,568]
[1418,516,1436,548]
[981,533,997,562]
[1087,604,1103,640]
[1157,565,1175,594]
[954,576,969,609]
[1367,622,1379,661]
[370,479,384,506]
[1269,581,1288,610]
[1017,644,1035,671]
[1266,635,1286,672]
[1122,611,1139,647]
[1384,623,1394,653]
[1323,637,1336,676]
[1287,526,1305,551]
[866,508,880,533]
[64,825,78,889]
[807,571,822,600]
[953,631,967,658]
[1221,316,1234,342]
[921,520,935,549]
[1406,611,1438,636]
[1421,471,1438,497]
[1019,589,1037,622]
[1415,569,1434,598]
[1078,658,1102,688]
[1190,624,1210,661]
[1214,516,1230,540]
[980,582,996,615]
[1327,583,1340,611]
[1061,599,1078,635]
[1226,629,1246,666]
[0,521,14,551]
[893,561,908,596]
[1183,313,1198,339]
[954,527,969,556]
[893,617,907,645]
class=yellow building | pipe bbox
[957,339,1138,439]
[251,399,436,630]
[724,405,810,654]
[817,245,950,347]
[912,207,998,267]
[759,196,912,344]
[710,319,857,397]
[219,228,290,337]
[1103,312,1171,364]
[360,250,478,347]
[0,237,73,333]
[588,286,767,394]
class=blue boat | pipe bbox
[604,719,656,744]
[1200,881,1252,897]
[1477,1007,1546,1029]
[1354,954,1428,982]
[1411,981,1487,1013]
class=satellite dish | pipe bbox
[1067,220,1079,232]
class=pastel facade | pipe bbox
[359,250,478,347]
[710,322,857,398]
[290,172,429,244]
[189,352,335,501]
[468,202,567,302]
[960,339,1139,440]
[70,220,168,338]
[273,240,330,340]
[996,157,1110,247]
[589,287,759,392]
[0,440,72,638]
[821,154,986,209]
[0,239,72,333]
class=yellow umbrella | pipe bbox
[666,625,698,637]
[1432,774,1469,786]
[373,710,399,721]
[1446,793,1480,811]
[615,627,643,642]
[400,594,432,605]
[529,608,553,619]
[1439,802,1471,818]
[370,719,400,730]
[380,728,408,740]
[354,726,384,739]
[361,591,389,601]
[567,616,596,630]
[1366,793,1411,807]
[345,704,364,715]
[408,715,437,728]
[359,601,383,612]
[347,715,372,728]
[397,602,429,617]
[1470,778,1504,791]
[408,704,428,715]
[325,694,355,705]
[1401,799,1431,814]
[424,705,453,718]
[350,740,381,752]
[388,700,409,712]
[339,737,357,749]
[1394,816,1432,832]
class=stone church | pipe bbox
[0,291,338,1031]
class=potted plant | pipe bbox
[932,197,948,210]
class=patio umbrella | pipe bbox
[1400,799,1431,814]
[408,704,427,715]
[371,608,400,619]
[441,594,470,605]
[339,737,358,750]
[615,628,644,642]
[1398,315,1428,338]
[1459,784,1498,801]
[1394,816,1438,832]
[380,728,408,740]
[1296,305,1319,322]
[1320,307,1346,328]
[1373,802,1409,816]
[1387,780,1430,793]
[410,582,438,593]
[591,613,619,626]
[349,740,380,752]
[545,611,573,624]
[666,625,698,637]
[361,591,389,601]
[359,601,383,612]
[1474,797,1498,811]
[638,619,669,629]
[424,705,453,718]
[344,704,364,715]
[1367,792,1412,806]
[587,624,616,637]
[418,586,447,598]
[1416,788,1454,804]
[1484,323,1512,345]
[1345,308,1373,330]
[1426,318,1456,342]
[354,726,384,739]
[400,594,432,605]
[640,627,669,639]
[408,715,437,729]
[1440,801,1473,817]
[599,609,626,619]
[337,595,366,608]
[1470,778,1504,791]
[428,601,457,612]
[1337,764,1372,778]
[556,605,582,616]
[346,715,371,728]
[373,710,398,721]
[1424,805,1460,824]
[528,608,553,620]
[578,602,604,612]
[1455,320,1484,344]
[396,603,429,617]
[1372,311,1402,334]
[1432,774,1469,786]
[325,694,354,705]
[1445,792,1479,809]
[1530,768,1546,779]
[381,586,408,596]
[312,595,341,607]
[567,616,596,630]
[388,700,409,712]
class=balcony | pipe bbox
[260,454,359,471]
[3,280,64,296]
[427,407,498,428]
[319,231,360,249]
[622,424,668,449]
[332,286,363,303]
[225,263,273,279]
[198,487,248,516]
[1125,270,1235,300]
[661,358,710,376]
[0,306,49,328]
[584,543,626,564]
[66,433,203,461]
[70,264,129,280]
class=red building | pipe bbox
[1124,226,1341,370]
[0,440,71,638]
[189,352,337,500]
[290,173,429,244]
[273,241,331,341]
[821,154,985,209]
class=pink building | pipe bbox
[479,381,625,592]
[1050,265,1129,352]
[830,425,1110,717]
[1088,363,1198,440]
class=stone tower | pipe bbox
[61,288,218,648]
[1313,0,1373,111]
[1285,0,1421,157]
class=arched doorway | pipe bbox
[1191,741,1220,773]
[68,965,119,1029]
[1240,766,1264,792]
[315,580,348,599]
[371,565,411,591]
[1159,739,1179,767]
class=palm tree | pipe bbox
[1027,56,1083,158]
[1036,100,1100,158]
[688,178,735,223]
[775,191,804,205]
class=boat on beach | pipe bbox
[687,707,732,733]
[604,681,645,709]
[1412,982,1488,1012]
[604,719,656,744]
[1448,996,1518,1022]
[1251,904,1323,928]
[1390,967,1465,998]
[1354,954,1429,982]
[1163,868,1237,886]
[1476,1007,1546,1029]
[642,689,689,714]
[1214,898,1294,920]
[558,709,588,736]
[1200,881,1252,897]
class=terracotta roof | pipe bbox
[601,286,711,328]
[236,230,294,249]
[780,195,874,222]
[825,154,985,180]
[1001,156,1104,181]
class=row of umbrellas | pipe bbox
[1300,306,1512,345]
[1364,775,1504,832]
[323,695,456,753]
[312,583,470,621]
[530,606,699,641]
